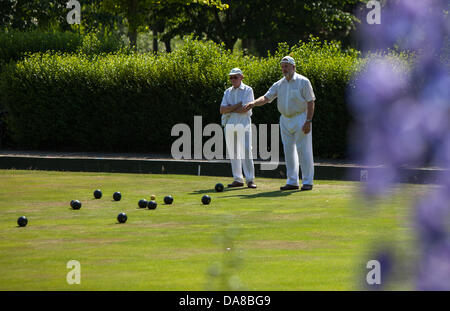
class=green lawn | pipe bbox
[0,169,432,290]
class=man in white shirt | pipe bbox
[220,68,256,188]
[243,56,316,191]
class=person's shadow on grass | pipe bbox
[190,187,300,198]
[190,187,244,195]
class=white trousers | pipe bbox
[224,115,255,183]
[280,112,314,186]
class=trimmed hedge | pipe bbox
[1,37,361,158]
[0,29,126,147]
[0,30,125,69]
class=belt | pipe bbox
[282,111,304,118]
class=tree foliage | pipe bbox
[1,0,366,54]
[170,0,366,55]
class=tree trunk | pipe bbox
[163,38,172,53]
[242,38,249,55]
[127,0,138,50]
[152,29,158,53]
[213,7,236,51]
[128,29,137,50]
[224,38,237,51]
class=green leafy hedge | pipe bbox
[0,30,124,69]
[0,29,126,147]
[1,37,362,158]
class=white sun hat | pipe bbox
[228,68,243,76]
[280,56,295,66]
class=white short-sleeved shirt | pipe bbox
[264,73,316,117]
[221,82,254,118]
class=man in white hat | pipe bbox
[243,56,316,191]
[220,68,256,188]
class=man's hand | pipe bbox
[242,102,255,112]
[243,96,269,111]
[302,121,311,134]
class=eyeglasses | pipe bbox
[229,76,239,80]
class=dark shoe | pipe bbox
[228,181,244,188]
[301,184,313,191]
[280,184,299,191]
[247,181,257,189]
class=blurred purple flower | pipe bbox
[350,0,449,191]
[416,188,450,245]
[350,0,450,290]
[417,240,450,290]
[358,0,448,57]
